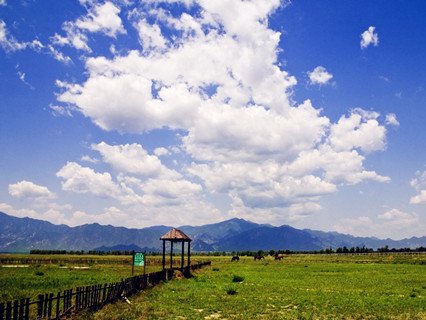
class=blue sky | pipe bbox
[0,0,425,239]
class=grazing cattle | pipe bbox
[253,254,264,260]
[231,255,240,262]
[274,254,284,261]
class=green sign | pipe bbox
[133,252,145,266]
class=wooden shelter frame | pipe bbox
[160,228,192,271]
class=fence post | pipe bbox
[48,293,53,319]
[68,289,73,313]
[24,298,29,320]
[18,298,25,320]
[101,284,107,304]
[75,288,80,311]
[0,302,4,320]
[37,295,43,320]
[5,302,11,320]
[55,292,60,319]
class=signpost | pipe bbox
[132,252,146,276]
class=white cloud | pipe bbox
[409,170,426,204]
[307,66,333,85]
[81,155,99,164]
[56,162,120,197]
[0,20,28,51]
[8,181,55,200]
[385,113,399,127]
[92,142,180,179]
[75,2,126,37]
[334,209,422,240]
[378,208,418,224]
[410,170,426,190]
[410,190,426,205]
[135,19,167,51]
[0,0,6,6]
[51,22,91,52]
[328,108,386,153]
[54,1,391,224]
[49,105,73,117]
[154,147,170,157]
[360,26,379,49]
[47,45,72,64]
[50,1,125,53]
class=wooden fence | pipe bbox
[0,262,211,320]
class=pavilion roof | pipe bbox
[160,228,192,242]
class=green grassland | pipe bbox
[0,254,164,301]
[85,254,426,320]
[1,253,425,319]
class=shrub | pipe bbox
[232,275,244,283]
[226,288,237,295]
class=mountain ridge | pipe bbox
[1,211,424,252]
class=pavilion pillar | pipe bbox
[187,241,191,267]
[170,241,174,269]
[162,240,166,270]
[181,241,185,270]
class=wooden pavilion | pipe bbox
[160,228,192,271]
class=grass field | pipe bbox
[0,254,165,302]
[84,254,426,320]
[1,253,425,319]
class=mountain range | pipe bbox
[1,211,425,252]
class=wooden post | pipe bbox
[55,293,60,320]
[37,294,43,319]
[5,301,11,320]
[13,300,18,320]
[170,241,173,269]
[187,241,191,267]
[24,298,29,320]
[131,251,135,276]
[181,241,184,270]
[143,251,146,276]
[162,240,166,270]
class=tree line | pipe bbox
[29,246,426,256]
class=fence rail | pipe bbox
[0,261,211,320]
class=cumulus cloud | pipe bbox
[154,147,170,157]
[0,0,6,6]
[8,181,55,200]
[410,191,426,205]
[307,66,333,85]
[410,170,426,204]
[54,0,391,224]
[328,109,387,153]
[360,26,379,49]
[56,162,120,197]
[75,2,126,37]
[135,19,167,51]
[51,22,91,52]
[385,113,399,127]
[92,142,180,179]
[51,1,125,53]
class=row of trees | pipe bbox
[227,246,426,257]
[29,246,426,256]
[29,249,149,255]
